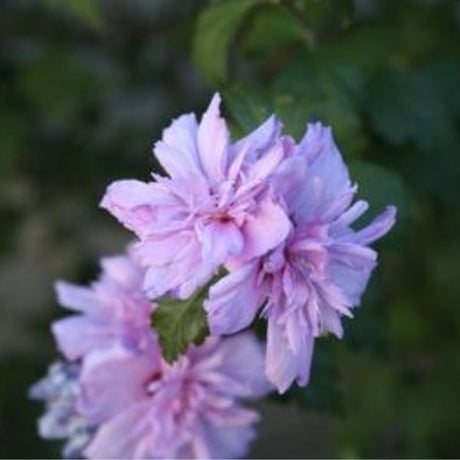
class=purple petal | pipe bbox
[232,115,282,162]
[84,400,152,459]
[197,418,258,460]
[197,93,230,182]
[78,344,158,423]
[154,113,203,179]
[265,317,314,393]
[205,262,264,336]
[52,317,112,361]
[55,281,97,314]
[241,198,291,261]
[100,180,176,236]
[198,220,244,266]
[217,331,274,398]
[348,205,397,245]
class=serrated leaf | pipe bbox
[152,287,209,363]
[192,0,264,84]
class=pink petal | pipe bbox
[154,113,203,179]
[78,344,159,423]
[205,262,263,335]
[84,400,152,459]
[241,198,291,261]
[217,331,274,397]
[246,140,284,181]
[54,281,97,314]
[232,115,282,162]
[100,180,176,236]
[198,220,244,266]
[197,93,230,182]
[52,316,113,361]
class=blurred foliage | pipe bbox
[0,0,460,458]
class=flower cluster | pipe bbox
[31,251,271,459]
[32,93,396,459]
[101,94,396,392]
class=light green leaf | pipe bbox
[152,287,209,363]
[193,0,264,84]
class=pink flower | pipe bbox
[100,94,291,299]
[52,250,154,361]
[205,123,397,393]
[79,332,271,459]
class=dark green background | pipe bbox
[0,0,459,458]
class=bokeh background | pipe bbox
[1,0,460,458]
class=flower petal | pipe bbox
[154,113,203,179]
[100,179,177,236]
[347,205,397,245]
[265,317,314,393]
[198,93,230,182]
[241,198,291,261]
[55,281,97,314]
[205,262,264,336]
[78,343,159,423]
[217,331,274,398]
[84,400,152,459]
[232,115,282,162]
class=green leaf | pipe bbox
[273,55,366,152]
[193,0,264,84]
[152,286,210,363]
[224,84,271,135]
[43,0,103,29]
[365,70,459,154]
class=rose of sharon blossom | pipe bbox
[100,93,291,299]
[29,362,95,459]
[52,251,154,361]
[79,332,271,459]
[205,123,397,393]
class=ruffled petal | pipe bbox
[55,281,98,314]
[78,344,159,423]
[347,205,397,245]
[217,331,273,398]
[205,262,264,335]
[198,220,244,266]
[265,317,314,393]
[240,198,291,261]
[154,113,203,179]
[293,123,353,223]
[84,400,152,459]
[52,316,113,361]
[232,115,282,162]
[198,93,230,182]
[100,179,178,236]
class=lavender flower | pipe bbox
[80,333,271,459]
[52,251,154,361]
[33,247,272,458]
[100,94,291,300]
[205,123,397,393]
